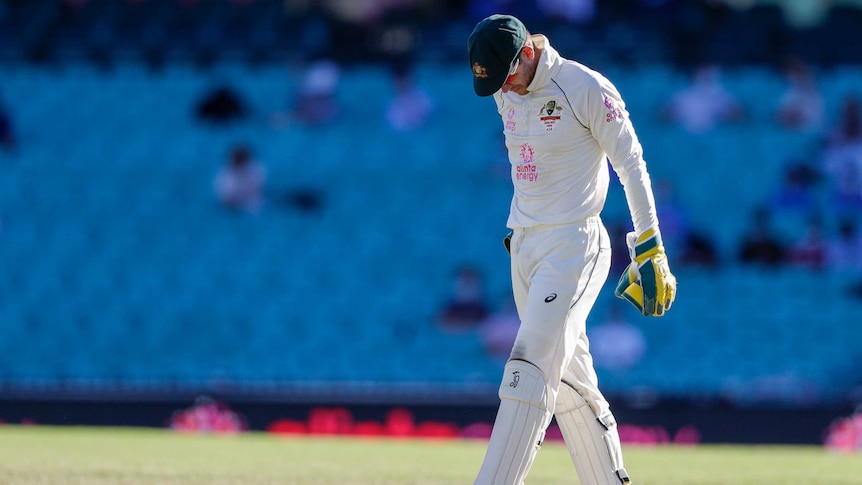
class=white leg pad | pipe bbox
[555,382,631,485]
[475,360,553,485]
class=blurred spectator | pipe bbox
[384,62,434,133]
[818,93,862,220]
[774,57,824,133]
[281,188,324,214]
[786,217,828,270]
[737,207,786,267]
[195,82,247,125]
[317,0,386,64]
[0,95,16,155]
[827,218,862,274]
[214,143,266,214]
[589,305,646,372]
[768,161,822,218]
[477,294,520,361]
[293,59,341,127]
[437,265,490,333]
[662,63,745,134]
[678,230,719,269]
[767,160,823,243]
[826,93,862,146]
[367,5,423,65]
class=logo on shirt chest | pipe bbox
[505,107,517,132]
[516,143,538,182]
[538,100,562,131]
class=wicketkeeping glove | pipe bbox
[614,227,677,317]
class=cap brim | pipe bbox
[473,70,508,97]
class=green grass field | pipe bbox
[0,425,857,484]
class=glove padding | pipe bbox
[614,227,677,317]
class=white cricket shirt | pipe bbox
[494,35,658,235]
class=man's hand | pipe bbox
[614,227,677,316]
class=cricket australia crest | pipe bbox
[538,100,562,131]
[472,63,488,78]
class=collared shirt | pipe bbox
[494,34,658,235]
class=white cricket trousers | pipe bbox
[509,216,612,415]
[474,216,615,485]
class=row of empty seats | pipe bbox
[1,61,860,403]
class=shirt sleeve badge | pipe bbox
[604,94,624,123]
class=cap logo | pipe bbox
[472,62,488,78]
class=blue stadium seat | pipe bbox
[1,61,860,403]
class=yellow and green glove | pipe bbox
[614,227,677,317]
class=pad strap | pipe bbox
[555,383,631,485]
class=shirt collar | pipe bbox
[527,34,564,93]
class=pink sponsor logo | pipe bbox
[604,94,624,123]
[519,143,534,163]
[516,143,538,182]
[505,107,517,132]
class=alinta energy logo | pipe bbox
[505,106,517,132]
[516,143,538,182]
